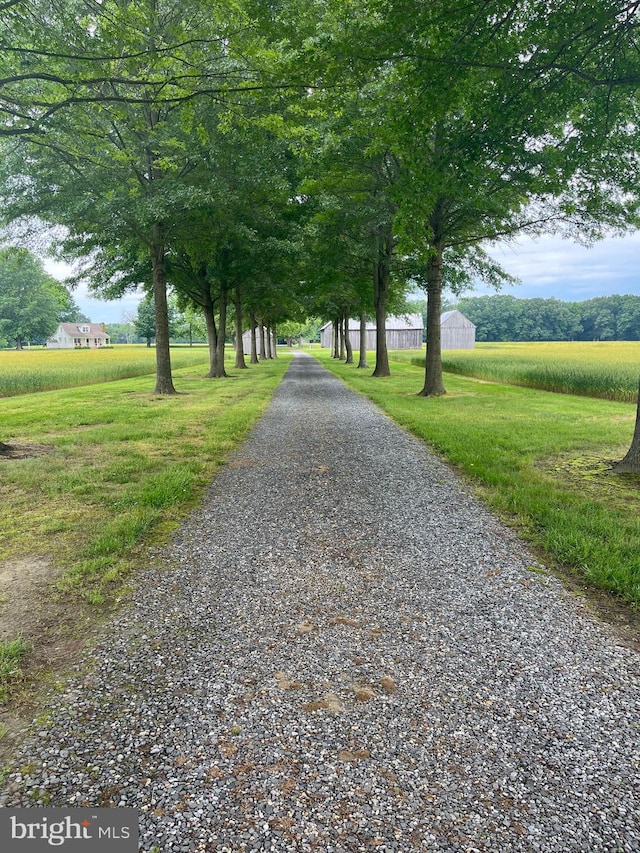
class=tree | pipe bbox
[134,295,157,348]
[57,291,90,325]
[614,378,640,473]
[134,293,178,346]
[457,295,584,342]
[0,0,269,394]
[317,0,640,394]
[0,247,64,348]
[171,301,207,345]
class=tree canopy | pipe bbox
[0,247,74,348]
[457,294,640,343]
[1,0,639,387]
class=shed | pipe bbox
[440,310,476,350]
[241,325,269,356]
[320,314,423,350]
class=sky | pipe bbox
[480,232,640,302]
[45,232,640,325]
[44,259,144,325]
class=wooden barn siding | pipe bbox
[343,329,376,350]
[441,328,475,350]
[241,328,270,355]
[322,328,422,350]
[385,329,422,350]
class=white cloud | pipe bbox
[483,232,640,300]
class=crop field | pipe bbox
[415,341,640,402]
[0,345,211,397]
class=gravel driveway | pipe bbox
[2,352,639,852]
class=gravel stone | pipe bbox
[2,353,640,852]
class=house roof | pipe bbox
[56,323,109,338]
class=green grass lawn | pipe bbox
[0,353,290,603]
[315,349,640,604]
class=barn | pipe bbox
[320,314,423,350]
[440,310,476,350]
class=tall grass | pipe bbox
[0,345,211,397]
[406,341,640,402]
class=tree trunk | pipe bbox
[372,221,395,377]
[258,320,267,360]
[372,225,392,377]
[344,311,353,364]
[200,267,218,378]
[332,318,340,358]
[213,284,228,377]
[613,376,640,472]
[205,311,218,377]
[419,244,447,397]
[150,227,176,395]
[265,324,273,359]
[15,336,23,351]
[234,288,247,369]
[357,311,368,369]
[249,311,259,364]
[339,316,346,360]
[272,326,278,358]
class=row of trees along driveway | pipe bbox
[1,0,640,470]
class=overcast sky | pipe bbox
[46,231,640,325]
[481,232,640,302]
[44,259,143,325]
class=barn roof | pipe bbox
[321,314,423,332]
[441,310,475,328]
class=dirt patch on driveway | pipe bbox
[0,558,64,644]
[0,557,102,764]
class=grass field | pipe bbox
[0,345,211,397]
[0,353,290,606]
[316,347,640,605]
[403,341,640,402]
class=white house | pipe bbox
[320,314,423,350]
[47,322,111,349]
[440,310,476,350]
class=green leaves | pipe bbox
[0,247,66,346]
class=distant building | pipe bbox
[47,322,111,349]
[440,310,476,350]
[241,326,270,356]
[320,315,423,350]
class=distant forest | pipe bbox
[455,294,640,342]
